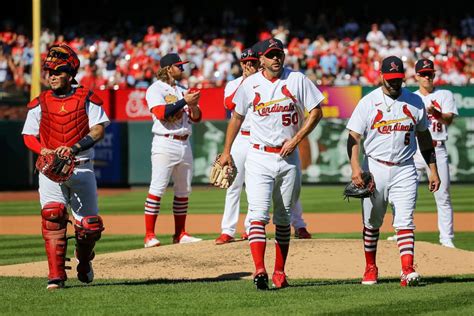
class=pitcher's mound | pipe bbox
[0,239,472,280]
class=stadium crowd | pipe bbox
[0,13,473,93]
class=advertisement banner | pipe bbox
[319,86,361,119]
[113,88,228,121]
[94,122,126,185]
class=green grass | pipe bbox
[1,232,472,266]
[1,184,473,216]
[0,275,473,315]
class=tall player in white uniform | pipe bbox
[346,56,440,287]
[218,38,324,290]
[143,53,202,248]
[413,58,458,248]
[216,45,312,245]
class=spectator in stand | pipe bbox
[366,23,386,49]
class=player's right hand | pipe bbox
[184,90,200,106]
[40,148,54,156]
[351,169,365,188]
[218,152,231,167]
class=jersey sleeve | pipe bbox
[300,76,325,112]
[442,91,458,115]
[21,106,41,136]
[346,101,367,135]
[146,86,166,110]
[87,101,111,128]
[233,84,250,116]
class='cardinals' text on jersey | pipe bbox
[233,68,324,147]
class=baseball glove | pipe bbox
[209,154,237,189]
[343,172,375,200]
[36,152,75,183]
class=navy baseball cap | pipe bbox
[240,47,259,62]
[415,58,435,73]
[381,56,405,80]
[260,38,284,56]
[160,53,189,68]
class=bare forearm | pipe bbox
[188,106,202,122]
[292,107,323,145]
[223,113,244,155]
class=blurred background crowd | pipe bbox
[1,1,473,94]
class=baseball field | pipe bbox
[0,184,473,315]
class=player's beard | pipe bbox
[382,78,402,98]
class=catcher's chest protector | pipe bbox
[39,88,90,148]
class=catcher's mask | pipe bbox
[43,43,80,84]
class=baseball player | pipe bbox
[346,56,440,287]
[218,38,324,290]
[216,46,312,245]
[144,53,202,248]
[22,44,109,290]
[413,58,458,248]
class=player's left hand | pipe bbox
[428,171,441,193]
[54,146,73,156]
[279,139,297,158]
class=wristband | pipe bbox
[71,135,96,155]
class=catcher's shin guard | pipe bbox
[74,216,104,283]
[41,202,70,283]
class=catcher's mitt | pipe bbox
[343,172,375,200]
[209,154,237,189]
[36,152,75,183]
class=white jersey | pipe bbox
[146,80,197,136]
[347,87,429,163]
[224,76,250,131]
[233,68,324,147]
[414,88,458,141]
[22,100,110,160]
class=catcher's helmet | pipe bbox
[43,43,80,83]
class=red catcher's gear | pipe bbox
[38,87,91,149]
[43,43,80,77]
[41,202,69,282]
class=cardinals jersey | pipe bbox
[224,76,251,131]
[233,68,324,147]
[347,87,429,163]
[146,80,198,136]
[414,88,458,141]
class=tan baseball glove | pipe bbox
[209,154,237,189]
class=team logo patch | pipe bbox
[164,94,178,104]
[389,62,399,72]
[371,105,416,134]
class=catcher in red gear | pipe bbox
[22,43,110,290]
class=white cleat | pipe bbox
[440,240,456,248]
[177,234,202,244]
[144,237,161,248]
[400,271,420,287]
[387,234,397,241]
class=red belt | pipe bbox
[253,144,282,153]
[164,134,188,141]
[373,158,400,166]
[241,130,250,136]
[433,140,445,147]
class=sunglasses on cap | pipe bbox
[418,72,434,79]
[48,49,70,60]
[264,50,284,59]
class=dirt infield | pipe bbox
[0,239,472,281]
[1,213,473,235]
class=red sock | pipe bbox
[274,225,291,272]
[363,227,379,266]
[249,221,266,272]
[397,229,415,269]
[173,196,188,236]
[144,193,161,237]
